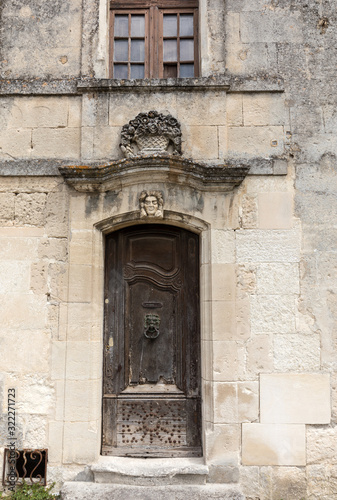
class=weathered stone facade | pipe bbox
[0,0,336,498]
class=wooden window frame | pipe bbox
[110,0,199,79]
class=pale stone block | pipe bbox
[15,192,47,226]
[68,264,92,302]
[236,227,301,263]
[51,341,66,380]
[250,295,296,333]
[246,334,273,377]
[22,414,48,448]
[32,128,80,159]
[69,230,93,265]
[200,229,211,265]
[238,381,259,422]
[201,340,213,382]
[80,126,94,160]
[0,294,46,329]
[258,192,293,229]
[213,341,245,381]
[38,237,68,261]
[225,13,241,46]
[205,424,240,465]
[244,175,290,194]
[183,125,219,160]
[0,129,32,158]
[49,262,69,302]
[212,264,236,300]
[242,423,306,466]
[20,375,55,415]
[256,263,300,295]
[45,187,69,238]
[211,230,235,264]
[0,261,30,293]
[0,236,39,260]
[93,126,120,159]
[0,330,50,374]
[201,300,212,341]
[243,94,285,126]
[63,421,99,464]
[260,373,331,424]
[241,195,257,229]
[214,383,237,423]
[307,426,337,465]
[239,466,260,500]
[66,302,95,341]
[226,95,243,127]
[226,126,284,157]
[68,98,82,128]
[307,464,337,499]
[212,301,235,340]
[66,341,101,380]
[30,261,48,294]
[240,11,303,43]
[48,421,64,464]
[64,380,100,421]
[0,192,15,220]
[236,264,257,297]
[9,97,69,128]
[54,380,66,421]
[273,334,320,372]
[271,467,307,500]
[176,91,226,126]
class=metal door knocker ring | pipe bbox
[144,314,160,339]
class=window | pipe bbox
[109,0,199,79]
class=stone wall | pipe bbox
[0,0,336,498]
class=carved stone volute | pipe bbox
[120,111,182,158]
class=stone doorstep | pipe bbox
[61,482,245,500]
[91,456,209,485]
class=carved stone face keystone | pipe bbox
[139,191,164,218]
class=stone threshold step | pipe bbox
[91,456,209,485]
[61,482,245,500]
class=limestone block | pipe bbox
[236,264,256,297]
[65,341,101,380]
[201,340,213,382]
[225,13,241,46]
[22,414,48,448]
[0,330,49,374]
[45,186,69,238]
[0,192,15,220]
[81,126,94,160]
[242,423,306,466]
[239,466,260,500]
[183,125,219,161]
[93,126,120,160]
[32,128,80,159]
[201,300,212,341]
[240,11,303,43]
[236,227,301,263]
[307,464,337,499]
[244,175,290,194]
[0,235,39,260]
[68,98,82,128]
[246,334,273,377]
[226,126,284,157]
[225,42,277,76]
[226,95,243,127]
[68,264,92,302]
[69,230,93,265]
[30,261,48,293]
[307,426,337,465]
[64,380,100,421]
[82,94,109,128]
[213,341,245,381]
[0,129,32,159]
[49,262,69,302]
[54,380,66,421]
[270,467,307,500]
[65,302,96,341]
[243,94,285,127]
[38,237,68,261]
[48,421,64,464]
[332,372,337,424]
[237,381,259,422]
[9,97,69,128]
[205,424,240,465]
[176,92,226,126]
[211,230,235,264]
[258,192,293,229]
[273,334,320,372]
[63,421,99,464]
[212,264,236,301]
[214,383,237,423]
[51,341,66,380]
[0,294,46,329]
[256,263,299,295]
[14,192,47,226]
[207,465,239,484]
[250,295,295,334]
[0,261,30,293]
[20,375,55,415]
[260,373,331,424]
[240,195,258,229]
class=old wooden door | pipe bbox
[102,225,202,457]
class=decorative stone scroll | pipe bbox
[120,111,182,158]
[139,190,164,219]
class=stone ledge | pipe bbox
[61,482,245,500]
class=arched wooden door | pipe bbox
[102,225,202,457]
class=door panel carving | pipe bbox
[102,225,201,457]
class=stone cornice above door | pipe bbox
[59,154,250,193]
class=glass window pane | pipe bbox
[163,15,177,37]
[163,40,177,61]
[180,39,194,61]
[180,63,194,77]
[114,64,128,79]
[114,40,128,61]
[131,15,145,37]
[131,39,145,62]
[180,14,194,37]
[130,64,144,79]
[114,15,129,37]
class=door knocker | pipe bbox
[144,314,160,339]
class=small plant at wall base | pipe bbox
[0,483,60,499]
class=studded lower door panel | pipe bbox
[102,397,202,457]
